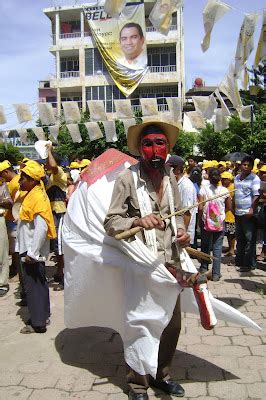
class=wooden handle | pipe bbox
[115,226,143,240]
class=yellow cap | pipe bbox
[211,160,219,166]
[79,159,91,168]
[70,161,80,169]
[203,160,212,169]
[218,161,226,167]
[259,165,266,172]
[0,160,11,172]
[21,160,45,181]
[221,171,233,180]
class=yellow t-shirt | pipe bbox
[46,167,67,214]
[225,183,235,223]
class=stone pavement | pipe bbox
[0,257,265,400]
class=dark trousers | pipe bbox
[22,259,50,327]
[126,296,181,394]
[200,228,224,277]
[235,215,257,268]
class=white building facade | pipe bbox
[40,1,185,115]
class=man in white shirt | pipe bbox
[166,155,197,245]
[119,23,147,70]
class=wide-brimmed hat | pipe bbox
[127,121,179,156]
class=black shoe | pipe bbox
[238,267,252,272]
[0,286,9,297]
[212,274,221,282]
[151,379,185,397]
[128,391,148,400]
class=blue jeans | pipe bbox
[200,228,224,277]
[235,215,257,268]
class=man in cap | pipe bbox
[166,155,197,246]
[17,161,56,333]
[104,121,189,400]
[0,164,13,296]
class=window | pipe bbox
[60,57,79,72]
[85,48,108,76]
[86,85,125,112]
[147,46,176,69]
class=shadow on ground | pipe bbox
[224,278,266,295]
[215,297,247,308]
[54,327,239,396]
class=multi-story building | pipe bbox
[39,1,185,116]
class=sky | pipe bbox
[0,0,264,132]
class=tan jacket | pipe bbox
[104,162,185,266]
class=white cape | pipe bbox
[63,163,261,378]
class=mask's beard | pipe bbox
[148,156,165,169]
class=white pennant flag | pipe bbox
[213,108,229,132]
[219,71,242,110]
[62,102,81,124]
[122,118,136,136]
[203,93,218,120]
[140,98,158,116]
[201,0,232,52]
[0,105,7,125]
[102,121,117,142]
[67,124,82,143]
[192,96,210,116]
[114,100,134,119]
[84,122,103,141]
[149,0,183,35]
[166,97,182,122]
[234,13,259,78]
[48,125,60,143]
[16,128,29,145]
[214,89,231,116]
[37,103,56,126]
[186,111,206,129]
[254,9,266,67]
[87,100,107,122]
[14,104,33,123]
[182,113,199,133]
[104,0,127,18]
[32,127,46,141]
[237,105,253,123]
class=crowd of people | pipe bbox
[0,122,265,399]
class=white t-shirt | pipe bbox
[177,176,197,243]
[199,184,229,223]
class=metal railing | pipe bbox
[132,103,169,112]
[146,25,177,32]
[60,71,80,79]
[59,32,81,39]
[149,65,176,73]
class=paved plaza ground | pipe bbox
[0,255,265,400]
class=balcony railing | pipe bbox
[146,25,177,32]
[60,71,80,79]
[132,103,169,112]
[149,65,176,73]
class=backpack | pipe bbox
[204,200,224,232]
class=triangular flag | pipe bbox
[182,113,199,133]
[201,0,232,52]
[214,89,231,117]
[0,105,7,125]
[102,121,118,142]
[48,125,60,143]
[122,118,137,136]
[219,70,242,110]
[140,98,158,116]
[66,124,82,143]
[84,122,104,141]
[87,100,107,122]
[14,104,33,123]
[37,103,56,126]
[62,102,81,124]
[186,111,206,129]
[254,9,266,67]
[114,100,134,119]
[32,127,46,141]
[237,105,253,123]
[213,109,229,132]
[16,128,29,145]
[192,96,210,116]
[166,97,182,122]
[104,0,127,18]
[149,0,183,35]
[234,13,259,78]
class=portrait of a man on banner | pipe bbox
[84,3,148,97]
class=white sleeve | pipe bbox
[27,215,48,260]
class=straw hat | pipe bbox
[127,121,179,156]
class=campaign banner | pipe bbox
[84,3,148,97]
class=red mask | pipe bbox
[140,133,168,165]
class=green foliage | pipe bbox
[0,143,23,164]
[172,130,197,159]
[197,123,235,160]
